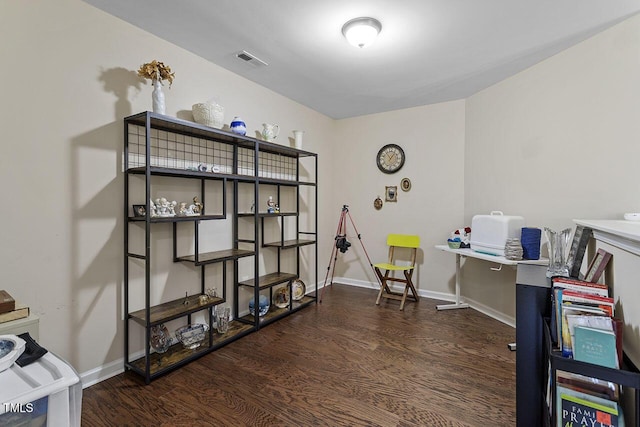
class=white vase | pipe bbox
[293,130,304,149]
[152,79,166,114]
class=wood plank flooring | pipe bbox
[82,284,516,426]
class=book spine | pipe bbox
[0,306,30,324]
[553,277,609,290]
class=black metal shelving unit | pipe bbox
[123,111,318,383]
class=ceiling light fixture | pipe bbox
[341,17,382,48]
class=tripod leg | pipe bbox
[320,210,346,303]
[320,242,338,303]
[345,211,381,288]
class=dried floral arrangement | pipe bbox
[137,60,175,87]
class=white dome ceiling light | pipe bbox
[342,17,382,48]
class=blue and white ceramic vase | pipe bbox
[230,116,247,136]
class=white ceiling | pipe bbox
[84,0,640,119]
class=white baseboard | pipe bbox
[80,357,126,388]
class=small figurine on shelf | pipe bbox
[250,200,255,213]
[191,196,203,215]
[177,201,198,216]
[155,197,177,217]
[274,204,280,213]
[177,202,188,216]
[149,199,158,217]
[267,196,276,214]
[206,287,218,299]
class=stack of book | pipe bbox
[556,372,624,427]
[0,290,29,324]
[550,276,625,427]
[551,277,621,367]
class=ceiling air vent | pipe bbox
[235,50,268,67]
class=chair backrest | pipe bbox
[387,234,420,249]
[386,234,420,267]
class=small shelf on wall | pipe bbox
[129,214,226,222]
[127,320,254,378]
[129,294,223,327]
[237,212,299,218]
[237,272,297,290]
[238,295,317,327]
[176,248,255,266]
[262,239,316,249]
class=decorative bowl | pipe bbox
[447,240,461,249]
[249,294,270,316]
[0,335,26,373]
[192,103,224,129]
[175,323,208,350]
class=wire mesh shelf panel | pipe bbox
[127,124,298,181]
[126,124,234,173]
[237,149,297,180]
[264,152,296,180]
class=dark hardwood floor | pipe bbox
[82,284,516,426]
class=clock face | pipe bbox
[376,144,405,174]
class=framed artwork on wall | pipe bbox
[385,186,397,202]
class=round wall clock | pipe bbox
[376,144,405,174]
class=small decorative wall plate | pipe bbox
[400,178,411,192]
[374,196,383,210]
[290,279,306,301]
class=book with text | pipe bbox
[561,304,608,357]
[573,326,619,369]
[557,385,624,427]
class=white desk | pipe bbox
[435,245,548,311]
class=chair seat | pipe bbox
[373,263,414,272]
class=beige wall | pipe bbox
[331,101,466,298]
[1,0,334,381]
[463,13,640,319]
[3,0,640,385]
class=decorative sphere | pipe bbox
[249,294,270,316]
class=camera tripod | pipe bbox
[320,205,379,302]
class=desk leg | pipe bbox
[437,254,470,310]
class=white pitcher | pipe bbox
[261,123,280,142]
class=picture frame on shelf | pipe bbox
[584,248,612,283]
[385,186,397,202]
[566,226,592,278]
[132,204,146,217]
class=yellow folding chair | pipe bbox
[374,234,420,310]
